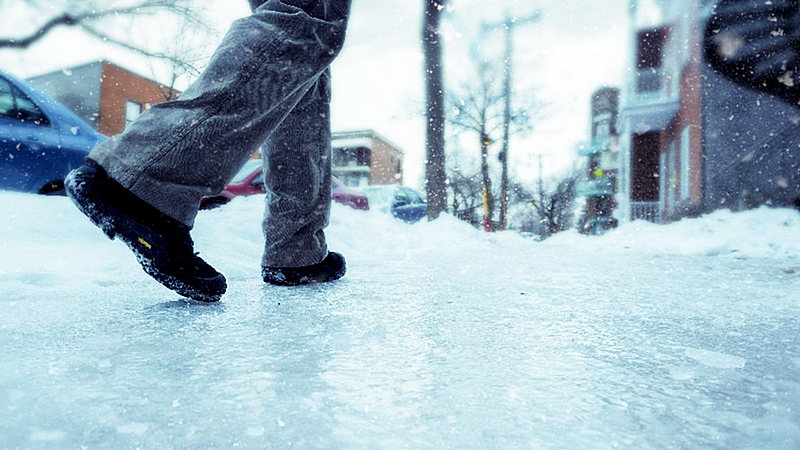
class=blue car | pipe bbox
[0,70,104,194]
[363,185,427,223]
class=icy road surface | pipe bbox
[1,192,800,448]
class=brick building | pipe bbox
[28,60,179,136]
[618,0,800,223]
[331,130,404,187]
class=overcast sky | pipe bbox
[0,0,630,188]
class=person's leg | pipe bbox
[67,0,351,300]
[261,69,332,269]
[258,68,346,285]
[88,0,351,228]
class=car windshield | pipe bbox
[230,159,261,183]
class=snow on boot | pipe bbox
[262,252,346,286]
[65,160,226,302]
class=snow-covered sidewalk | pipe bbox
[1,192,799,448]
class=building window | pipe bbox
[637,27,668,69]
[636,26,670,93]
[595,120,610,139]
[594,113,611,134]
[125,100,141,128]
[680,126,691,200]
[592,113,612,148]
[356,147,371,167]
[333,146,371,167]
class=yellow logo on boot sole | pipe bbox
[137,237,152,250]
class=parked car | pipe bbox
[362,185,427,223]
[330,175,370,210]
[199,159,263,209]
[0,70,104,195]
[200,159,369,211]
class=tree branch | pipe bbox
[0,12,84,48]
[80,23,202,77]
[0,1,205,50]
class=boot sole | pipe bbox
[262,253,346,286]
[65,170,223,302]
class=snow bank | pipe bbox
[1,191,798,288]
[545,206,800,259]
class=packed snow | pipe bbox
[1,191,799,448]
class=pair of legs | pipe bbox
[89,0,351,269]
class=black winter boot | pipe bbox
[262,252,346,286]
[65,160,226,302]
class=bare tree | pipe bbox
[423,0,448,220]
[0,0,210,70]
[445,147,483,227]
[448,62,533,230]
[513,171,579,239]
[146,20,214,101]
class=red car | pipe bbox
[330,175,370,210]
[200,159,369,210]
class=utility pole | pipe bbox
[492,10,541,230]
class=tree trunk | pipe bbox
[423,0,448,220]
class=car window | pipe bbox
[404,188,423,204]
[0,78,49,126]
[0,78,12,116]
[394,190,409,203]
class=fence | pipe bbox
[631,201,660,223]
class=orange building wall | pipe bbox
[97,63,179,136]
[658,18,704,218]
[368,138,403,185]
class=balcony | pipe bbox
[577,177,615,197]
[620,67,680,132]
[634,67,675,100]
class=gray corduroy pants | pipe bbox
[88,0,351,268]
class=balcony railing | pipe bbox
[620,67,680,130]
[631,201,660,223]
[577,177,615,197]
[637,69,662,93]
[333,165,370,174]
[628,67,676,105]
